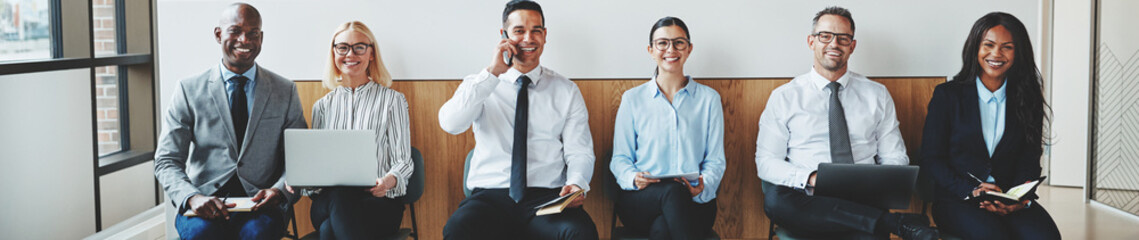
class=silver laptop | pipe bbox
[815,163,919,209]
[284,129,379,187]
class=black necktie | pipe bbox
[510,75,532,203]
[827,82,854,164]
[231,76,249,149]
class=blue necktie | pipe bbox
[510,76,532,202]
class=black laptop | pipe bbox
[814,163,919,209]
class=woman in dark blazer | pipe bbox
[921,12,1061,240]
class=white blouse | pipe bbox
[311,81,413,198]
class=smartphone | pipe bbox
[501,31,513,66]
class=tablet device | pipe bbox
[644,172,700,182]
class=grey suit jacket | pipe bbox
[155,64,307,212]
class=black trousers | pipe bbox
[761,181,889,239]
[443,188,599,240]
[310,187,405,240]
[615,181,717,240]
[932,199,1061,240]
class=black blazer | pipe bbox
[920,79,1044,201]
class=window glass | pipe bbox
[92,0,116,56]
[95,65,122,156]
[0,0,53,61]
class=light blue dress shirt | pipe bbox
[610,76,726,203]
[976,77,1006,183]
[219,62,257,115]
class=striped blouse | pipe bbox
[311,80,413,198]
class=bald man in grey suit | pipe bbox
[154,3,306,239]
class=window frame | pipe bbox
[0,0,158,232]
[97,0,130,157]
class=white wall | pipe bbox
[1049,0,1092,187]
[157,0,1040,82]
[0,69,97,239]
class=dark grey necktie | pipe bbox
[510,75,532,203]
[230,76,249,149]
[827,82,854,164]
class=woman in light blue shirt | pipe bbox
[609,16,725,240]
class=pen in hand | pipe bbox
[966,172,985,185]
[965,172,986,200]
[218,192,231,220]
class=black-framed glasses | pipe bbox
[652,38,690,51]
[812,31,854,46]
[332,43,373,56]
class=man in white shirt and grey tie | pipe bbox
[438,1,598,239]
[754,6,937,240]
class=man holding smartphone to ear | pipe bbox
[438,1,598,239]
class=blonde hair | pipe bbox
[323,21,393,90]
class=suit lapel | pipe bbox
[207,67,240,158]
[239,65,274,159]
[961,81,990,161]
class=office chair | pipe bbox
[464,150,473,197]
[298,147,426,240]
[604,150,720,240]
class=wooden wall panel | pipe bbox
[288,77,943,240]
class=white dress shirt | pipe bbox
[439,66,595,192]
[755,68,908,189]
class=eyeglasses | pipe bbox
[812,31,854,46]
[332,43,373,56]
[652,38,690,51]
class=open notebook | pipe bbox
[534,190,584,216]
[182,197,257,217]
[967,176,1047,205]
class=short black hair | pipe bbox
[812,6,854,35]
[650,16,690,42]
[502,0,544,27]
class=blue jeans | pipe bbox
[175,206,286,240]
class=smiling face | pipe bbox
[214,5,262,73]
[648,25,691,75]
[332,30,374,79]
[808,14,856,75]
[503,9,546,69]
[977,25,1015,81]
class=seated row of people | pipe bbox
[154,1,1060,240]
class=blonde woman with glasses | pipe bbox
[306,21,412,240]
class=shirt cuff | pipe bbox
[791,169,813,189]
[476,68,496,84]
[619,170,639,191]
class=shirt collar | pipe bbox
[648,75,696,99]
[808,67,850,91]
[975,77,1007,104]
[337,78,377,93]
[219,61,257,83]
[499,66,543,87]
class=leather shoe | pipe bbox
[894,213,938,240]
